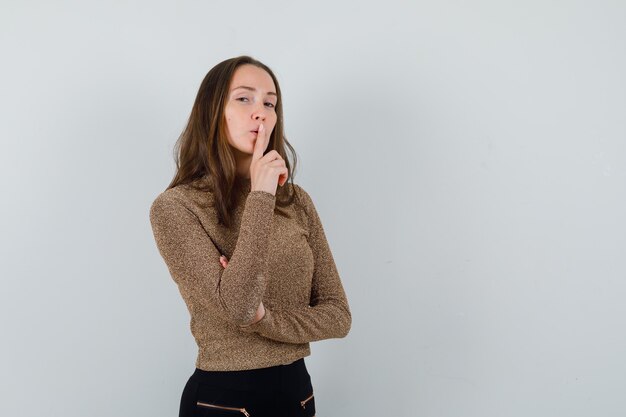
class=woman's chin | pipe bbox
[229,143,254,156]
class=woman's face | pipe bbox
[224,64,278,156]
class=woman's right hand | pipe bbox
[220,255,266,326]
[249,123,288,196]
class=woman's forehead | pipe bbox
[230,65,276,94]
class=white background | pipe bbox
[1,1,625,416]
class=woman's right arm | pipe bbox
[149,190,275,326]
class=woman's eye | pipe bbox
[236,97,275,109]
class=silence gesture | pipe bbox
[249,123,288,196]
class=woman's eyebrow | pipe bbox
[231,85,277,96]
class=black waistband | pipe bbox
[190,358,309,394]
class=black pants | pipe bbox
[179,358,316,417]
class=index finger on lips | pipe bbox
[252,123,267,161]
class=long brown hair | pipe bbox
[166,56,300,228]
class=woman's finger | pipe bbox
[251,123,268,162]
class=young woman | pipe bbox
[149,56,352,417]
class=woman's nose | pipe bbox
[252,103,267,120]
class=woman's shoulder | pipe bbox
[287,182,319,225]
[290,182,314,207]
[150,178,215,213]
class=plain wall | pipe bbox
[1,1,625,416]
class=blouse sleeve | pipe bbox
[149,190,276,326]
[239,186,352,344]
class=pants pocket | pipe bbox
[196,400,251,416]
[195,385,253,417]
[298,389,315,417]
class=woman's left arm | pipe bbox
[238,186,352,344]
